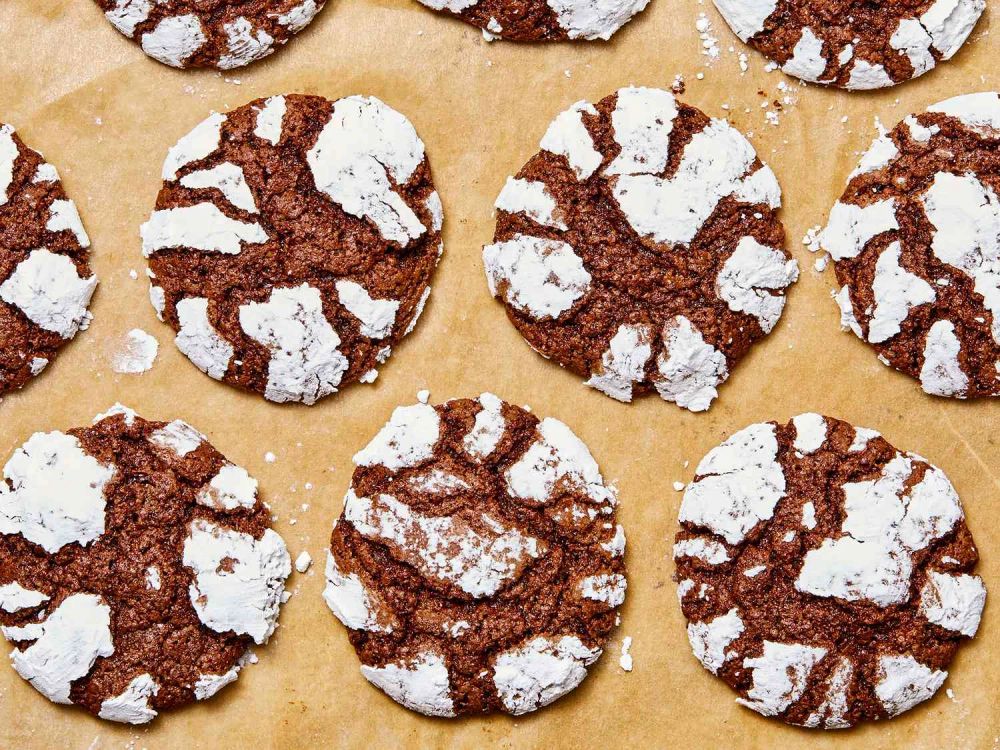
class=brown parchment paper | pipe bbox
[0,1,998,747]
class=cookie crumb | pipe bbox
[112,329,159,374]
[295,551,312,573]
[619,636,633,671]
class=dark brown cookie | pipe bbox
[324,394,626,717]
[413,0,650,41]
[95,0,327,69]
[818,93,1000,399]
[674,413,985,728]
[713,0,984,89]
[484,87,797,412]
[141,94,442,405]
[0,405,291,724]
[0,123,96,398]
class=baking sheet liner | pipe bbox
[0,1,997,747]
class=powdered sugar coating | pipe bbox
[146,95,440,404]
[98,673,159,724]
[328,396,624,717]
[712,0,983,89]
[98,0,327,69]
[0,431,115,554]
[0,249,97,339]
[183,519,291,644]
[488,88,793,411]
[675,414,984,728]
[820,95,1000,398]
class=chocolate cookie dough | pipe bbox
[324,394,626,716]
[713,0,984,89]
[142,94,441,405]
[0,123,96,398]
[414,0,651,41]
[818,93,1000,399]
[675,414,985,728]
[0,405,291,724]
[484,87,797,412]
[95,0,326,69]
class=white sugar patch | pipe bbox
[540,101,602,180]
[612,118,758,246]
[335,280,399,339]
[736,641,827,716]
[803,657,853,728]
[493,635,601,715]
[175,297,233,381]
[919,571,986,636]
[323,550,394,633]
[162,112,225,181]
[9,593,113,704]
[182,519,290,644]
[278,0,322,31]
[484,234,591,320]
[98,673,158,724]
[141,203,268,256]
[239,284,349,405]
[112,328,158,374]
[0,125,17,205]
[307,96,426,246]
[792,413,826,455]
[687,608,743,674]
[796,454,963,606]
[361,651,455,717]
[578,573,627,607]
[712,0,777,41]
[254,96,286,145]
[505,417,616,507]
[847,60,894,90]
[354,403,440,470]
[217,17,274,70]
[0,582,49,613]
[782,27,827,81]
[890,20,935,79]
[673,536,730,564]
[922,171,1000,345]
[679,422,785,545]
[0,249,97,339]
[920,0,985,58]
[920,319,968,397]
[0,431,114,553]
[495,177,567,230]
[875,654,947,717]
[585,323,653,402]
[197,464,257,510]
[46,199,91,247]
[547,0,651,40]
[929,91,1000,135]
[819,199,898,262]
[867,242,935,343]
[603,86,677,176]
[716,237,798,334]
[141,14,207,68]
[653,316,728,413]
[345,490,544,597]
[180,162,258,213]
[463,392,506,460]
[149,419,206,456]
[849,134,900,180]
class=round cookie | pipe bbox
[484,87,797,412]
[818,93,1000,399]
[324,394,626,717]
[0,405,291,724]
[0,124,96,397]
[95,0,326,69]
[414,0,651,41]
[141,94,442,405]
[712,0,984,90]
[674,414,985,728]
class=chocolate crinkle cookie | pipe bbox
[713,0,984,89]
[324,394,626,717]
[0,405,291,724]
[819,92,1000,399]
[414,0,651,41]
[141,94,442,405]
[484,87,797,412]
[95,0,326,69]
[674,413,985,728]
[0,123,96,398]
